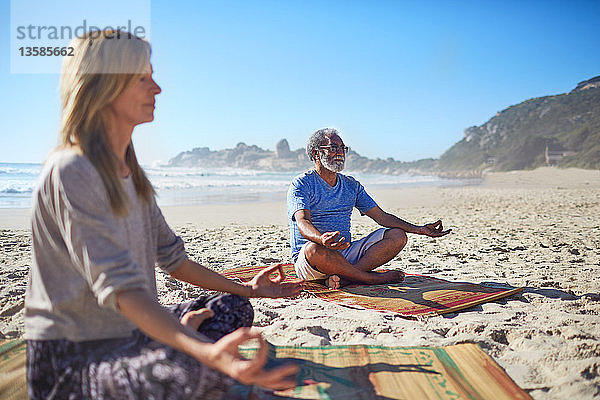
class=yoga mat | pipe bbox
[221,264,523,318]
[239,342,531,400]
[0,340,27,400]
[0,340,531,400]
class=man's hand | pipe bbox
[206,327,298,390]
[294,210,349,251]
[419,220,451,237]
[320,231,351,250]
[246,264,304,298]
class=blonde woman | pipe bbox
[25,31,300,399]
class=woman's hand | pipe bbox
[246,264,303,298]
[117,290,297,390]
[206,327,298,390]
[181,308,214,331]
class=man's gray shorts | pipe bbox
[294,228,388,281]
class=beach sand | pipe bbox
[1,167,599,399]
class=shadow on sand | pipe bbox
[259,357,440,400]
[311,275,524,315]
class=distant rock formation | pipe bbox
[572,75,600,92]
[168,140,435,175]
[275,139,292,158]
[168,141,309,171]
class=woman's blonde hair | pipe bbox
[59,30,155,216]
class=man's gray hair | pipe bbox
[306,127,340,161]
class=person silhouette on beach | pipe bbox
[287,128,451,289]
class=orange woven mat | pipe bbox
[221,264,522,318]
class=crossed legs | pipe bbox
[304,228,408,289]
[26,294,255,400]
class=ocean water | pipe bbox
[0,162,463,208]
[0,163,41,208]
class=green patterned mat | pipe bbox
[0,340,27,400]
[238,342,531,399]
[1,340,531,399]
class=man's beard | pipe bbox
[319,151,345,172]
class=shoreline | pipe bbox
[0,185,462,230]
[2,167,597,230]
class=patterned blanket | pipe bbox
[221,264,522,318]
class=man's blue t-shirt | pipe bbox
[287,170,378,261]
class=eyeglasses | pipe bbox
[319,145,349,154]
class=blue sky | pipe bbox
[1,0,599,164]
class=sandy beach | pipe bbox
[1,167,599,399]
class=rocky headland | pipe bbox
[168,138,438,176]
[168,76,600,176]
[439,76,600,172]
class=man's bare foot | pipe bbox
[181,308,214,330]
[326,275,341,289]
[369,270,405,285]
[325,275,354,289]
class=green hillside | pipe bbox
[439,76,600,172]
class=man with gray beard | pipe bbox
[287,128,451,289]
